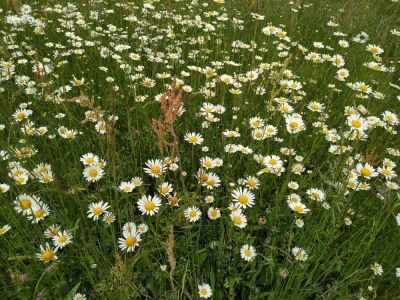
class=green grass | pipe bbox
[0,0,400,299]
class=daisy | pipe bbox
[306,188,325,201]
[159,182,173,196]
[292,247,308,261]
[83,165,104,182]
[378,167,396,179]
[144,159,166,178]
[264,155,283,169]
[288,181,299,190]
[249,117,264,128]
[44,225,61,239]
[356,163,378,179]
[14,194,38,215]
[123,222,137,235]
[0,183,10,193]
[137,223,149,234]
[29,202,50,223]
[207,207,221,220]
[200,157,215,169]
[132,177,143,187]
[252,128,266,140]
[168,193,181,207]
[295,219,304,228]
[0,225,11,235]
[184,132,204,145]
[245,176,260,189]
[230,211,247,228]
[36,243,57,263]
[240,244,256,262]
[285,115,305,134]
[366,44,383,55]
[118,231,142,252]
[73,293,86,300]
[231,188,255,209]
[137,195,162,216]
[289,202,310,214]
[184,206,202,222]
[347,114,367,131]
[53,230,73,250]
[371,262,383,276]
[87,201,109,220]
[13,108,32,122]
[119,181,135,193]
[70,76,85,87]
[202,172,221,190]
[198,283,212,299]
[103,212,115,224]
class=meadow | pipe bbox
[0,0,400,299]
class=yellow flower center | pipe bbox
[351,120,362,128]
[20,199,31,209]
[50,228,59,236]
[17,112,26,119]
[189,136,198,143]
[125,236,136,246]
[150,165,161,174]
[238,194,248,204]
[16,177,26,184]
[294,205,304,213]
[93,207,103,215]
[88,169,98,177]
[42,250,54,261]
[58,235,67,243]
[200,288,208,295]
[360,168,371,176]
[189,210,197,218]
[244,249,252,257]
[233,216,242,225]
[204,160,213,167]
[144,201,155,211]
[34,209,45,218]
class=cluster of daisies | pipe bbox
[0,0,400,298]
[81,153,106,182]
[36,225,73,263]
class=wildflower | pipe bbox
[198,283,212,299]
[36,243,57,263]
[53,230,73,250]
[231,188,255,209]
[230,211,247,228]
[118,231,141,252]
[137,195,162,216]
[207,207,221,220]
[289,202,310,214]
[144,159,166,178]
[83,165,104,182]
[0,225,11,235]
[184,206,202,222]
[371,263,383,276]
[356,163,378,179]
[184,132,204,145]
[292,247,308,261]
[240,244,256,261]
[87,201,110,220]
[73,293,86,300]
